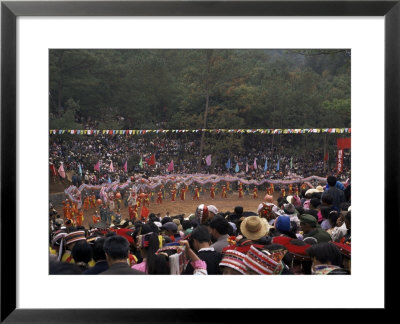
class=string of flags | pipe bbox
[49,128,351,135]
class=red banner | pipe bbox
[337,138,351,149]
[337,149,344,174]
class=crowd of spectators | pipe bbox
[49,134,351,185]
[49,175,351,275]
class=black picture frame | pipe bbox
[1,0,398,322]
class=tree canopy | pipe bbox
[49,49,350,130]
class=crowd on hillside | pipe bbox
[49,175,351,275]
[49,134,351,185]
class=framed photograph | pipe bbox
[1,0,397,321]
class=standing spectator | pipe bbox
[71,240,93,272]
[322,176,346,211]
[183,225,222,275]
[208,216,231,253]
[306,242,349,274]
[300,214,332,243]
[100,235,145,275]
[83,237,109,274]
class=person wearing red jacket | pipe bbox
[210,184,216,200]
[193,186,200,201]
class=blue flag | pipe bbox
[264,160,268,171]
[108,176,112,183]
[235,163,239,173]
[226,159,231,169]
[78,163,82,176]
[276,159,280,171]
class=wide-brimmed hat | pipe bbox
[315,185,324,193]
[305,189,316,197]
[243,245,284,275]
[219,249,247,275]
[240,216,270,240]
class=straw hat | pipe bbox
[240,216,270,240]
[305,189,316,197]
[315,185,324,193]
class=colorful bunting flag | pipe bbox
[147,154,156,166]
[167,160,174,172]
[226,159,231,169]
[94,161,100,172]
[206,155,212,166]
[139,156,143,169]
[58,163,65,178]
[123,160,128,172]
[50,163,57,176]
[49,128,352,135]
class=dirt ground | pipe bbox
[53,190,281,228]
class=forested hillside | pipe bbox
[49,49,350,130]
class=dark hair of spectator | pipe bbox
[103,235,130,260]
[149,213,158,222]
[327,176,337,187]
[306,242,342,266]
[161,216,172,225]
[320,206,332,220]
[208,216,230,235]
[345,211,351,223]
[190,225,211,243]
[321,193,333,205]
[310,198,321,209]
[71,240,93,264]
[147,254,170,274]
[328,211,340,228]
[92,237,106,262]
[295,205,304,216]
[340,202,351,212]
[344,184,351,202]
[182,220,192,231]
